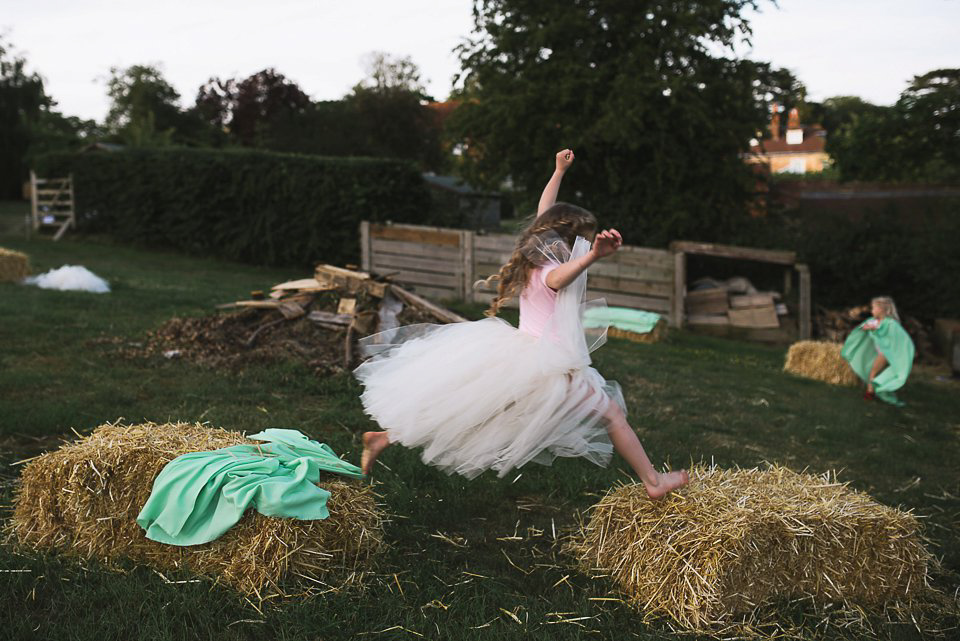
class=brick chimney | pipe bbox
[769,103,780,141]
[786,107,804,145]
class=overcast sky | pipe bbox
[3,0,958,123]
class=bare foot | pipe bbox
[644,469,690,501]
[361,431,389,475]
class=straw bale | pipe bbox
[9,421,386,601]
[784,340,859,386]
[0,247,30,283]
[607,319,668,344]
[568,465,933,633]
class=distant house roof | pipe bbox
[751,127,827,155]
[424,101,459,126]
[422,173,499,197]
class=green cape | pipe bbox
[841,317,915,406]
[136,429,364,546]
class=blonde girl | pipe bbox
[842,296,915,406]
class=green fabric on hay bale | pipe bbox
[9,421,386,600]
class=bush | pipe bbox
[734,203,960,320]
[35,148,438,267]
[798,208,960,320]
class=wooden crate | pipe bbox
[685,289,729,315]
[728,305,780,329]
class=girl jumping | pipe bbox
[355,150,689,499]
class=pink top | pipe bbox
[518,265,559,337]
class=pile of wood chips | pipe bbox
[568,465,936,636]
[141,264,466,374]
[9,421,386,603]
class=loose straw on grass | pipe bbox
[9,421,386,601]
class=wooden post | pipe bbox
[359,221,371,272]
[797,263,811,340]
[672,250,686,328]
[29,171,38,232]
[783,268,792,296]
[67,173,76,231]
[461,229,475,302]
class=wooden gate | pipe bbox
[30,171,76,240]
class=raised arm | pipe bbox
[537,149,575,216]
[545,229,622,290]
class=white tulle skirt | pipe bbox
[353,317,625,479]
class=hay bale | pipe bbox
[607,318,668,344]
[9,421,385,601]
[0,247,30,283]
[784,340,859,386]
[568,465,932,633]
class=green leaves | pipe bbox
[35,148,435,268]
[448,0,783,245]
[827,68,960,183]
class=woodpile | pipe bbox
[685,278,785,329]
[814,305,871,343]
[815,305,939,365]
[144,264,466,374]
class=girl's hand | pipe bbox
[555,149,574,173]
[591,229,622,259]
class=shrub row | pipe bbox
[35,148,439,268]
[736,203,960,320]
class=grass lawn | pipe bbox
[2,200,958,640]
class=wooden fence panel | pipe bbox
[362,222,677,324]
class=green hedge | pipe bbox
[35,148,438,267]
[794,208,960,320]
[734,203,960,321]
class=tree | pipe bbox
[195,69,311,146]
[802,96,882,136]
[0,36,97,197]
[0,37,50,196]
[105,64,181,146]
[104,64,219,147]
[354,51,429,97]
[828,69,960,182]
[345,52,445,169]
[447,0,790,245]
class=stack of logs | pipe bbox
[220,265,466,368]
[815,305,938,364]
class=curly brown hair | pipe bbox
[482,202,597,317]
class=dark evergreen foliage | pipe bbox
[35,148,436,267]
